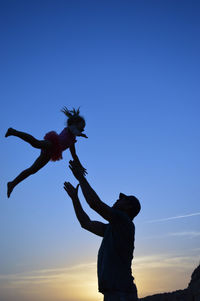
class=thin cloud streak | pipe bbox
[169,231,200,238]
[0,262,97,282]
[144,212,200,223]
[134,253,198,270]
[141,231,200,241]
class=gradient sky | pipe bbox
[1,0,200,300]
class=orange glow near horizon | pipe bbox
[0,255,197,301]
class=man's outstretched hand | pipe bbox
[64,182,79,200]
[69,159,86,181]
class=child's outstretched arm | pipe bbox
[69,143,81,163]
[69,144,87,175]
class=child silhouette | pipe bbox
[5,107,87,198]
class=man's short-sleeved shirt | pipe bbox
[97,208,137,294]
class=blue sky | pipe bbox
[1,0,200,300]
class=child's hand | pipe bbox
[64,182,79,200]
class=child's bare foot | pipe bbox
[5,128,14,137]
[7,182,14,198]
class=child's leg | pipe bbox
[5,128,51,150]
[7,151,51,198]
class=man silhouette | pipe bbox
[64,160,140,301]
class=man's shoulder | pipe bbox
[110,208,134,228]
[112,208,133,221]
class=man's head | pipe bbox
[112,193,141,220]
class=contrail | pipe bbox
[144,212,200,223]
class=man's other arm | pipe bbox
[64,182,107,237]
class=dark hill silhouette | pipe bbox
[140,263,200,301]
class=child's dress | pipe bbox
[44,127,77,161]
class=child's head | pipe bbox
[61,107,87,137]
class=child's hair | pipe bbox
[61,107,86,127]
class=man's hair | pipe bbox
[128,196,141,220]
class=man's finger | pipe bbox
[64,182,74,190]
[69,160,76,167]
[64,183,69,189]
[69,164,80,173]
[64,187,68,193]
[70,159,81,168]
[69,161,76,168]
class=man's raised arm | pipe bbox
[64,182,106,237]
[69,160,114,222]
